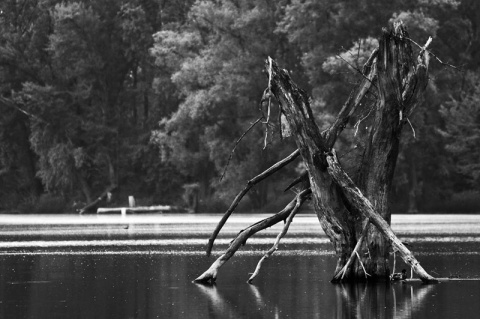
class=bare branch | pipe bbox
[220,117,263,181]
[402,36,461,70]
[262,57,274,149]
[195,188,310,284]
[326,149,437,283]
[247,188,311,284]
[353,105,374,136]
[332,219,370,282]
[206,148,301,256]
[337,48,378,88]
[406,118,416,139]
[324,50,378,148]
[284,171,309,192]
[355,251,371,278]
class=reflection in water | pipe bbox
[1,213,480,319]
[334,282,436,319]
[195,283,243,318]
[0,253,480,318]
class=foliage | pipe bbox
[0,0,190,211]
[151,0,299,208]
[440,72,480,187]
[1,0,479,213]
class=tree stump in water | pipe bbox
[195,22,437,284]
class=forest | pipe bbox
[0,0,479,214]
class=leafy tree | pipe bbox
[1,0,192,211]
[151,0,302,210]
[440,71,480,188]
[277,0,471,213]
[0,0,49,209]
[1,0,478,215]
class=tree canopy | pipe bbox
[0,0,478,213]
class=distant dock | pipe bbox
[97,205,185,214]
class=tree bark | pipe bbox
[353,24,429,278]
[266,22,432,280]
[196,22,435,283]
[326,150,436,283]
[267,57,357,275]
[206,149,300,256]
[195,189,310,284]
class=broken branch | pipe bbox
[332,219,370,282]
[220,116,263,181]
[326,149,437,283]
[403,35,460,70]
[195,188,310,284]
[206,148,301,256]
[325,50,378,148]
[247,188,311,284]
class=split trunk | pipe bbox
[196,23,436,283]
[268,24,430,280]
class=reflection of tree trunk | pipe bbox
[406,150,419,214]
[335,282,436,319]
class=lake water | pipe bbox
[0,214,479,318]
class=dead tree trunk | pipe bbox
[195,23,436,284]
[351,24,429,279]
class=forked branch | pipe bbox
[206,148,300,256]
[247,188,311,284]
[195,188,310,284]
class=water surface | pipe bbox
[0,214,479,318]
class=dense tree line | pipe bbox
[0,0,478,213]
